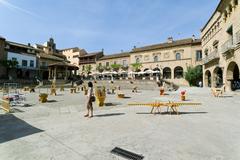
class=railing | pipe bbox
[79,60,95,64]
[235,30,240,44]
[221,38,234,55]
[202,50,219,64]
[17,65,37,70]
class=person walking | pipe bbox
[84,82,94,118]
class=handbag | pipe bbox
[91,95,96,102]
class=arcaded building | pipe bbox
[130,37,202,86]
[201,0,240,91]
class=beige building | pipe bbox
[130,37,202,86]
[96,52,130,71]
[201,0,240,91]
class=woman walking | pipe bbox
[84,82,94,118]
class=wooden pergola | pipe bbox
[48,62,79,80]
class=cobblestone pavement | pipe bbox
[0,87,240,160]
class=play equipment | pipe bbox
[160,87,165,96]
[50,81,57,96]
[70,87,77,93]
[180,90,186,101]
[95,86,106,107]
[39,93,48,103]
[211,85,225,97]
[128,101,201,115]
[0,99,11,113]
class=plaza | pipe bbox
[0,86,240,160]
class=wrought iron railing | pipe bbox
[202,50,219,64]
[235,30,240,44]
[221,38,234,54]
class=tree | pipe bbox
[104,66,111,71]
[0,60,19,78]
[184,66,203,86]
[121,65,129,71]
[131,63,142,72]
[111,64,122,72]
[85,65,92,75]
[96,65,104,73]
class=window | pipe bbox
[22,60,28,67]
[163,67,171,79]
[204,49,209,56]
[114,61,117,65]
[30,60,34,67]
[106,62,109,66]
[41,62,48,67]
[12,57,17,61]
[123,60,127,67]
[196,50,202,61]
[144,55,149,61]
[136,58,140,63]
[99,63,102,66]
[176,53,181,60]
[153,56,158,62]
[174,66,184,79]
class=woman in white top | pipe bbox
[84,82,94,118]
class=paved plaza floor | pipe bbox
[0,87,240,160]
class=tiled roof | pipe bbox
[79,51,103,58]
[6,41,36,50]
[99,52,130,60]
[39,53,64,61]
[48,61,79,69]
[131,38,201,53]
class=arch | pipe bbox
[205,70,212,87]
[153,67,160,71]
[175,53,181,60]
[213,67,223,87]
[136,58,140,63]
[144,68,149,72]
[174,66,184,79]
[227,61,240,91]
[163,67,171,79]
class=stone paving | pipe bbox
[0,87,240,160]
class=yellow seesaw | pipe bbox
[128,101,202,115]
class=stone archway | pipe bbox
[163,67,171,79]
[213,67,223,88]
[227,61,240,91]
[205,70,212,87]
[174,66,184,79]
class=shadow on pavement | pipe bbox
[0,114,44,144]
[94,113,125,117]
[104,103,122,106]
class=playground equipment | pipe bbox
[50,81,57,96]
[128,101,201,115]
[2,83,26,107]
[95,86,106,107]
[39,93,48,103]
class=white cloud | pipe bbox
[0,0,40,18]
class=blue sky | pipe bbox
[0,0,219,54]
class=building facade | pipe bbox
[130,37,202,86]
[201,0,240,91]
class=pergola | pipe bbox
[48,62,79,80]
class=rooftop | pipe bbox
[131,38,201,53]
[99,52,130,60]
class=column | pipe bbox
[48,68,51,79]
[54,66,57,81]
[64,67,68,80]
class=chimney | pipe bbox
[133,45,136,49]
[28,43,31,46]
[167,37,173,43]
[192,34,196,41]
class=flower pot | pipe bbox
[160,89,164,96]
[39,93,48,103]
[181,95,186,101]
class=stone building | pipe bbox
[96,52,130,71]
[130,37,202,86]
[201,0,240,91]
[78,50,104,76]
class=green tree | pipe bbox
[131,63,142,72]
[85,65,92,75]
[184,66,203,86]
[121,65,129,71]
[96,65,104,73]
[0,60,19,77]
[104,66,111,71]
[111,64,122,72]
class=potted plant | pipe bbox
[160,86,165,96]
[180,90,186,101]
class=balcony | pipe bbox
[235,30,240,45]
[79,59,95,64]
[202,50,220,64]
[221,38,235,55]
[17,65,37,70]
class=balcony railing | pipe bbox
[17,65,37,70]
[221,38,235,55]
[202,50,219,64]
[236,30,240,45]
[79,60,95,64]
